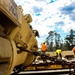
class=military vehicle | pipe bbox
[0,0,75,75]
[0,0,39,75]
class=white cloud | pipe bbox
[14,0,75,47]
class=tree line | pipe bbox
[46,29,75,52]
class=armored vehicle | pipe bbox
[0,0,39,75]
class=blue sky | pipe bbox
[14,0,75,47]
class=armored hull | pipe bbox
[0,0,39,75]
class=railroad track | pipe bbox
[17,69,74,75]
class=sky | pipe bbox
[14,0,75,47]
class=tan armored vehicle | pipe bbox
[0,0,39,75]
[46,50,74,59]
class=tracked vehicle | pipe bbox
[0,0,75,75]
[0,0,39,75]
